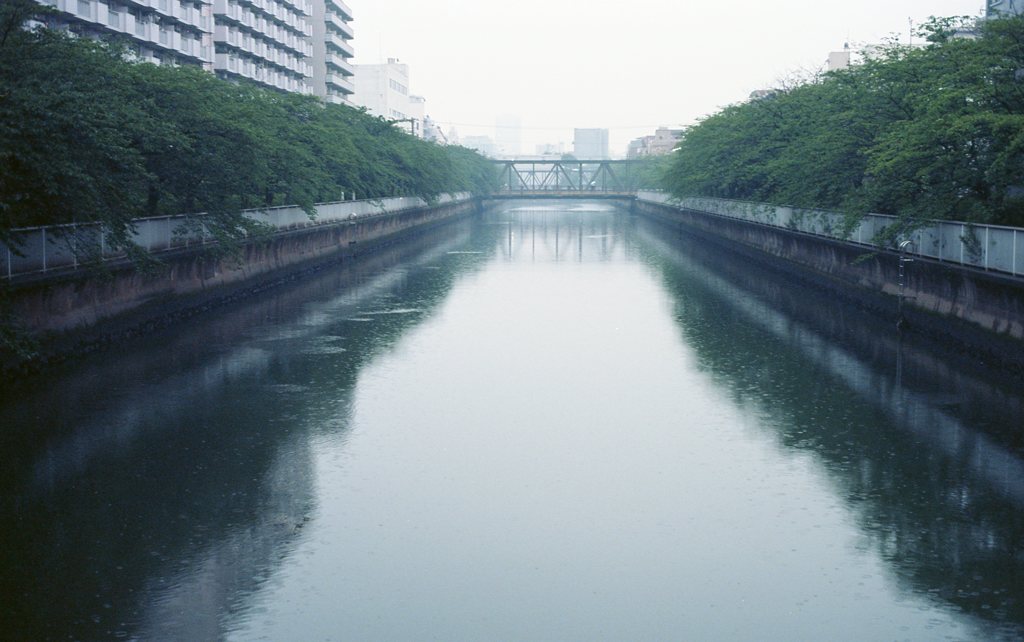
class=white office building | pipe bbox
[352,59,426,136]
[38,0,214,68]
[495,115,522,158]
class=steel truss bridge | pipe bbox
[492,160,640,199]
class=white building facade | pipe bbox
[310,0,354,103]
[573,128,609,159]
[35,0,355,101]
[39,0,214,68]
[495,115,522,158]
[352,59,425,136]
[212,0,313,94]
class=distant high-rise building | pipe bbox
[495,115,522,158]
[462,135,497,158]
[573,128,609,159]
[352,59,426,136]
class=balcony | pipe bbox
[325,92,347,105]
[325,72,353,95]
[277,0,311,16]
[325,30,353,58]
[325,0,352,21]
[215,51,238,72]
[325,9,353,40]
[325,51,353,76]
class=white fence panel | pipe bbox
[988,228,1015,273]
[3,194,471,279]
[638,191,1023,279]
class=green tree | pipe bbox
[663,14,1024,229]
[0,14,497,253]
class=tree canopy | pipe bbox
[0,6,497,251]
[663,15,1024,228]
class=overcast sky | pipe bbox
[350,0,986,155]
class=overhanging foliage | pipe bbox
[664,15,1024,228]
[0,7,497,252]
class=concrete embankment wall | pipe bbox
[6,197,478,343]
[634,198,1024,373]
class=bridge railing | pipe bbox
[2,194,471,280]
[638,191,1024,278]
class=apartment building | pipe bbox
[38,0,214,68]
[212,0,313,94]
[310,0,355,103]
[35,0,355,101]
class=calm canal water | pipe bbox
[2,202,1024,640]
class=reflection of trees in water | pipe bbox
[636,219,1024,638]
[134,432,316,641]
[0,219,483,640]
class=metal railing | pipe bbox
[2,194,471,279]
[638,191,1023,279]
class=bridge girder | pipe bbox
[493,159,639,196]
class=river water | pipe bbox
[2,201,1024,641]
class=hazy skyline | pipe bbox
[352,1,987,155]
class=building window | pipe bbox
[77,0,91,17]
[107,5,121,28]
